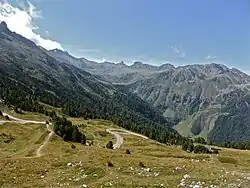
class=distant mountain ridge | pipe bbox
[48,49,178,84]
[124,64,250,144]
[47,43,250,144]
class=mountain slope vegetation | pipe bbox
[126,66,250,144]
[54,48,250,144]
[0,21,181,144]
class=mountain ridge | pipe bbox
[0,22,182,145]
[45,42,250,144]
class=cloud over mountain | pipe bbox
[0,0,63,50]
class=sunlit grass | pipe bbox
[0,115,249,187]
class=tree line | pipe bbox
[1,76,249,150]
[49,111,86,144]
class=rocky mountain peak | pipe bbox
[130,61,157,70]
[202,63,229,75]
[131,61,143,67]
[118,61,126,66]
[209,63,228,71]
[159,63,175,70]
[0,21,7,29]
[49,49,70,56]
[0,21,37,48]
[0,21,10,33]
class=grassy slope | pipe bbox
[0,114,249,188]
[174,105,221,139]
[0,122,47,158]
[173,115,194,137]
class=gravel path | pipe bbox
[106,128,148,149]
[36,123,54,157]
[1,112,53,157]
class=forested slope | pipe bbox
[0,21,181,144]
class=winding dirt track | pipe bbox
[106,129,148,149]
[1,112,53,157]
[1,112,147,153]
[35,123,54,157]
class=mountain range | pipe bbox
[1,21,250,144]
[0,21,179,144]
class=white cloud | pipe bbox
[16,0,42,18]
[170,44,186,58]
[205,55,217,60]
[0,0,63,50]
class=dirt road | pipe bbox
[106,129,148,149]
[1,112,53,157]
[2,112,47,124]
[36,123,54,157]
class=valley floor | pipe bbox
[0,112,249,187]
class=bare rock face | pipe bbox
[126,64,250,143]
[71,54,250,144]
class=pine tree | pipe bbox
[187,142,194,152]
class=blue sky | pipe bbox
[1,0,250,71]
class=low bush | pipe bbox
[194,137,207,144]
[125,149,131,154]
[106,141,113,149]
[107,161,114,167]
[139,161,145,168]
[182,138,194,152]
[194,144,209,154]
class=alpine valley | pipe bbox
[49,42,250,145]
[1,21,250,145]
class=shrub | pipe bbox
[14,106,22,114]
[80,134,86,145]
[125,149,131,154]
[139,161,145,168]
[182,138,194,152]
[81,139,86,145]
[194,145,209,154]
[187,142,194,152]
[194,137,207,144]
[182,141,188,151]
[107,161,114,167]
[106,141,113,149]
[53,116,86,144]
